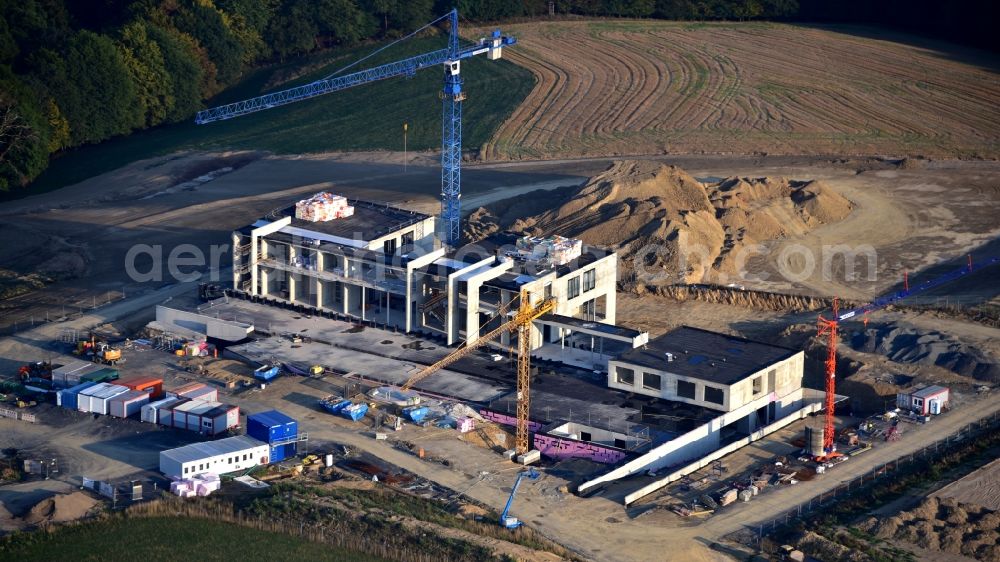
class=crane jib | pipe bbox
[195,47,453,124]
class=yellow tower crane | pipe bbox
[402,288,555,455]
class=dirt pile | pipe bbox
[465,160,853,285]
[22,492,99,525]
[861,496,1000,561]
[850,323,1000,383]
[795,530,871,562]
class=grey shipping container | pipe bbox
[109,390,151,418]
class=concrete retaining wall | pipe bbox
[622,398,824,505]
[155,305,254,342]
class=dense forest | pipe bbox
[0,0,989,192]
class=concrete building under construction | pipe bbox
[230,198,625,354]
[209,196,829,505]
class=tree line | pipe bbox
[0,0,985,192]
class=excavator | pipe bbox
[74,334,124,365]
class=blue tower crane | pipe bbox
[194,10,515,246]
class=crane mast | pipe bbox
[195,9,515,247]
[402,289,555,456]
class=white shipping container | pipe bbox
[88,384,129,415]
[142,397,181,424]
[180,386,218,402]
[77,382,114,414]
[109,390,151,418]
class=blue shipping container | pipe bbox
[247,410,298,444]
[268,442,297,463]
[57,381,97,409]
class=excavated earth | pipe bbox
[465,160,853,285]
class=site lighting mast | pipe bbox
[194,10,516,246]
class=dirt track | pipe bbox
[482,21,1000,160]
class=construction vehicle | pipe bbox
[500,469,539,529]
[93,343,123,365]
[18,362,54,383]
[198,283,225,301]
[195,9,516,246]
[813,254,998,462]
[402,289,556,457]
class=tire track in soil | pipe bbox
[480,20,1000,159]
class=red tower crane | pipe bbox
[813,254,997,461]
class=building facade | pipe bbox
[608,326,804,416]
[232,199,621,351]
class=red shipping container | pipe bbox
[119,375,164,400]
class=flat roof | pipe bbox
[537,313,644,339]
[248,410,296,427]
[615,326,800,386]
[266,200,430,242]
[161,435,266,465]
[912,385,949,398]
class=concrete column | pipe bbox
[250,235,260,295]
[232,232,241,291]
[260,269,270,296]
[287,246,297,303]
[465,280,481,344]
[315,252,324,307]
[404,267,412,333]
[340,283,347,315]
[361,287,366,321]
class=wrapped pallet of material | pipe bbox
[515,235,582,265]
[295,192,354,222]
[718,488,738,507]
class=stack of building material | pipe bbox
[456,417,475,433]
[718,488,738,507]
[193,473,221,496]
[294,192,355,222]
[170,480,196,498]
[109,390,152,418]
[515,235,582,265]
[247,410,299,463]
[738,489,753,502]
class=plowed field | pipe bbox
[481,21,1000,160]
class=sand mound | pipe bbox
[464,160,854,284]
[22,492,99,525]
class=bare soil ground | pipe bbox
[934,458,1000,511]
[860,496,1000,561]
[482,21,1000,160]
